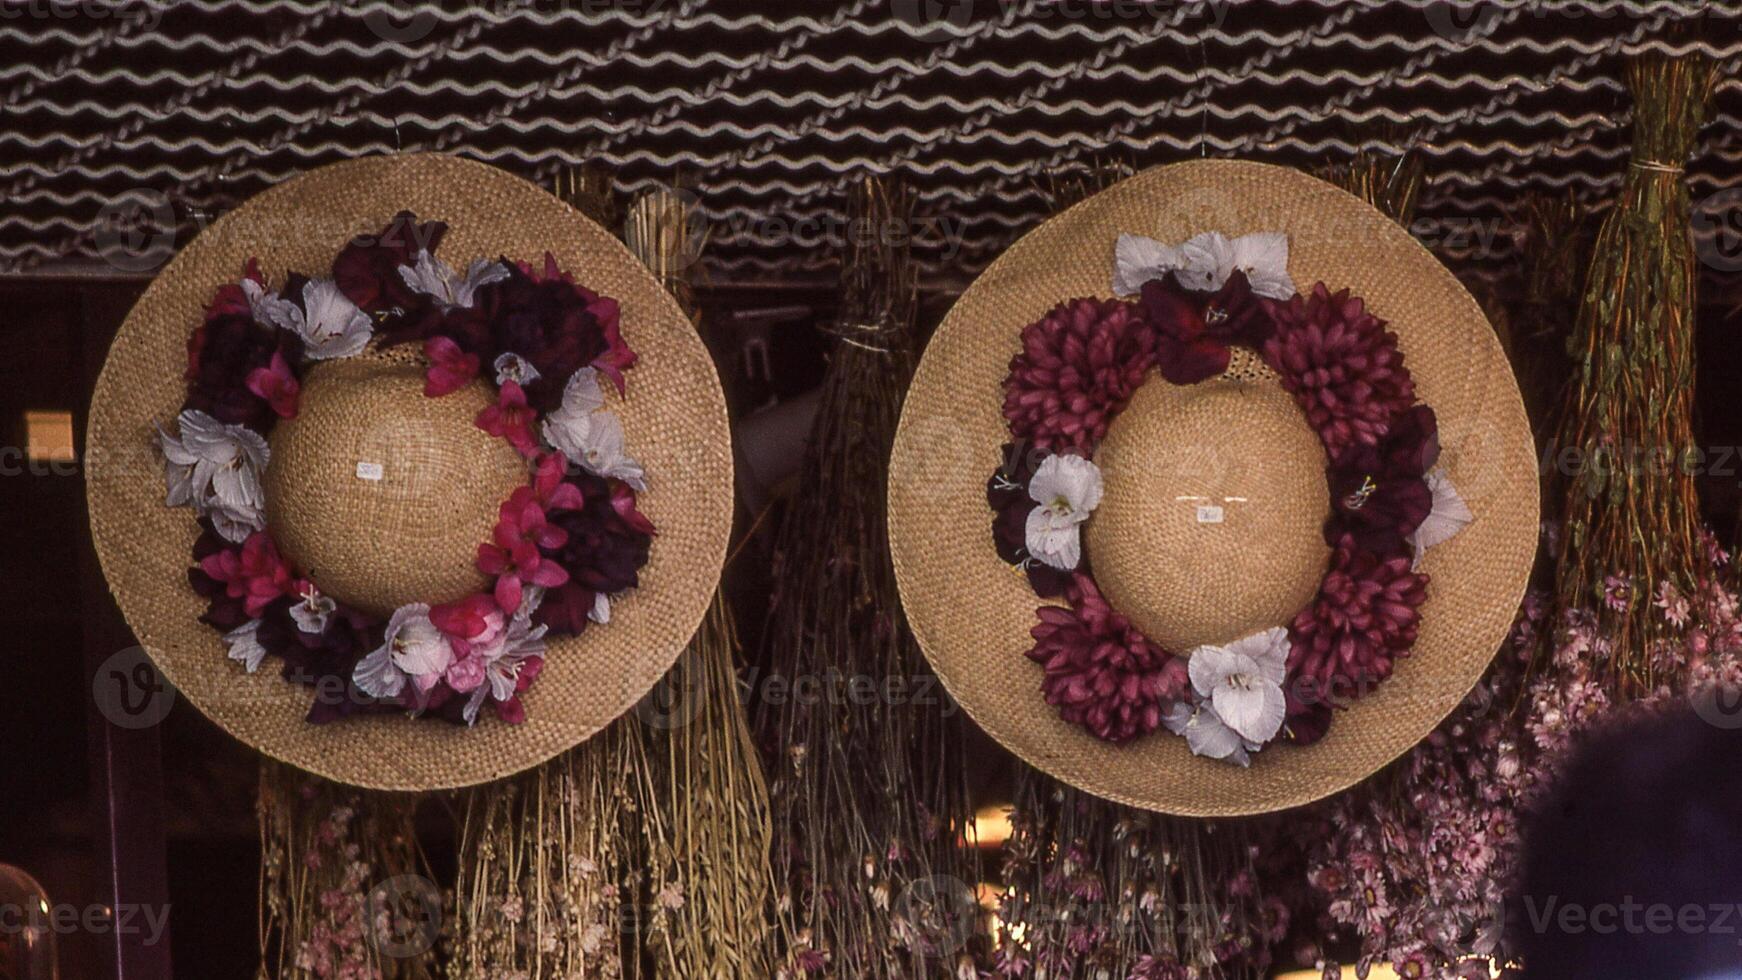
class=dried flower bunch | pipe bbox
[988,231,1472,761]
[158,211,655,727]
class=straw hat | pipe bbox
[87,155,732,790]
[888,160,1536,816]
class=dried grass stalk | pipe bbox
[450,742,632,978]
[1317,141,1426,226]
[756,176,982,977]
[1548,54,1715,696]
[258,760,436,979]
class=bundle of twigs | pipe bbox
[622,186,780,979]
[755,176,981,977]
[258,760,436,978]
[450,742,632,978]
[1547,54,1715,696]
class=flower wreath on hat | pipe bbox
[156,212,656,728]
[987,231,1474,765]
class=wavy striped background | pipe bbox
[3,0,1739,284]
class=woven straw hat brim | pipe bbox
[87,155,732,791]
[888,160,1538,816]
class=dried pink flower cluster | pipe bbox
[1287,535,1428,705]
[1003,298,1158,452]
[1025,573,1188,744]
[1263,284,1415,460]
[1304,532,1742,978]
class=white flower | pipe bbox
[1185,626,1290,745]
[1024,454,1103,571]
[353,604,455,708]
[1162,701,1255,767]
[290,583,335,634]
[223,620,269,673]
[493,351,541,387]
[590,591,611,625]
[1410,468,1473,569]
[1112,233,1189,295]
[462,601,550,725]
[398,250,508,310]
[254,278,372,359]
[1112,230,1295,300]
[541,368,647,490]
[157,409,270,543]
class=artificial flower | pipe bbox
[493,351,541,387]
[477,489,570,612]
[1138,269,1272,385]
[540,368,647,489]
[1288,534,1428,698]
[461,604,549,725]
[988,442,1073,597]
[1002,297,1158,451]
[397,250,508,310]
[528,451,585,511]
[157,409,270,543]
[352,603,456,704]
[423,335,481,397]
[1023,573,1188,744]
[198,531,294,618]
[1410,468,1472,567]
[289,582,335,634]
[1263,282,1415,459]
[1161,700,1255,767]
[186,275,293,428]
[1113,230,1295,301]
[222,619,268,673]
[481,255,636,410]
[536,471,654,635]
[1323,405,1441,557]
[333,210,447,314]
[476,380,540,456]
[254,276,374,360]
[244,350,300,419]
[1185,626,1290,745]
[1023,453,1103,571]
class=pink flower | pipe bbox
[423,335,480,397]
[1287,534,1428,705]
[475,380,539,455]
[476,489,569,611]
[199,531,294,617]
[244,351,301,418]
[530,451,584,511]
[609,480,657,536]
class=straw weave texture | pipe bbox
[888,160,1537,816]
[87,154,732,791]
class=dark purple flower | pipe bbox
[1323,405,1440,556]
[1138,270,1274,385]
[332,210,446,316]
[185,296,296,429]
[479,256,635,411]
[535,470,653,635]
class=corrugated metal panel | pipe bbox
[2,0,1739,284]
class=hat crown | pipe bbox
[262,353,526,617]
[1085,354,1330,653]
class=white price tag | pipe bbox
[1195,504,1225,524]
[355,461,385,482]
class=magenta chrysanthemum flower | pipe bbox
[1024,573,1187,744]
[1287,534,1429,702]
[1003,298,1157,452]
[1262,283,1415,459]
